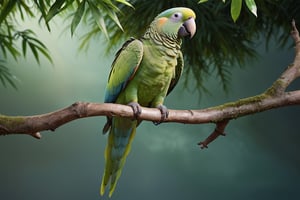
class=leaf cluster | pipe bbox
[199,0,257,22]
[0,0,53,88]
[0,0,132,88]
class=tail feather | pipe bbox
[100,117,137,197]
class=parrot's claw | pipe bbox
[153,104,169,125]
[128,102,142,119]
[102,117,112,134]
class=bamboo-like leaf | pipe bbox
[198,0,209,3]
[19,1,34,17]
[0,1,17,25]
[17,1,35,21]
[116,0,133,8]
[28,42,40,64]
[106,10,123,31]
[245,0,257,17]
[34,0,51,31]
[22,38,27,57]
[4,42,20,61]
[100,0,119,11]
[17,2,25,20]
[98,17,108,38]
[46,0,65,22]
[71,0,86,36]
[0,62,18,89]
[2,73,18,89]
[0,44,7,58]
[79,27,99,51]
[0,64,7,87]
[26,35,47,49]
[15,29,52,63]
[231,0,242,22]
[88,1,108,38]
[0,76,5,87]
[34,44,53,63]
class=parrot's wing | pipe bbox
[167,51,184,95]
[104,38,143,103]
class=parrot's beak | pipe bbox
[178,17,196,38]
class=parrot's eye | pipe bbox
[171,12,182,21]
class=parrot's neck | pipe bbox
[142,23,182,50]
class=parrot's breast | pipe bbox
[135,42,179,106]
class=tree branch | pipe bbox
[0,89,299,137]
[1,20,300,147]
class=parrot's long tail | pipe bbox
[100,117,137,197]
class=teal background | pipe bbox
[0,18,300,199]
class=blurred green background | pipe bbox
[1,15,300,200]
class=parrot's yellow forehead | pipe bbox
[156,7,196,20]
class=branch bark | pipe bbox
[1,21,300,146]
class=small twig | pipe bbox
[29,132,42,139]
[291,19,300,45]
[291,19,300,78]
[198,120,229,149]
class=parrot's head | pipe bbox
[152,7,196,39]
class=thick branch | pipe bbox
[0,90,299,137]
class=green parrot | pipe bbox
[101,7,196,197]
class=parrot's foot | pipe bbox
[128,102,142,119]
[153,104,169,125]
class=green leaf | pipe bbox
[245,0,257,17]
[18,1,34,20]
[231,0,242,22]
[116,0,134,8]
[34,0,51,31]
[4,42,20,61]
[46,0,65,22]
[88,1,108,38]
[71,0,86,36]
[106,10,123,31]
[198,0,209,3]
[15,29,52,64]
[0,44,7,58]
[28,42,40,64]
[19,1,34,17]
[78,27,98,51]
[34,44,53,63]
[2,73,18,89]
[17,3,25,20]
[0,61,18,89]
[0,1,17,25]
[22,38,27,57]
[26,35,47,49]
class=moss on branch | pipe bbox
[0,115,25,134]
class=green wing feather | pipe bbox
[104,38,144,103]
